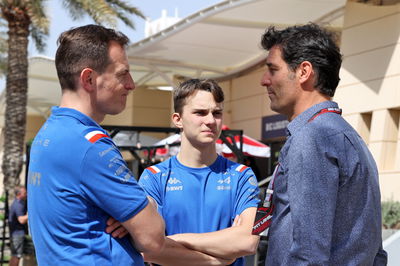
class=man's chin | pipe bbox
[194,138,216,146]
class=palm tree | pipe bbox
[0,0,144,193]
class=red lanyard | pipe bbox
[308,107,342,122]
[268,107,341,198]
[253,106,342,236]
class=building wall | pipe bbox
[26,115,47,142]
[102,86,172,127]
[335,1,400,201]
[223,67,276,139]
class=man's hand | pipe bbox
[106,217,129,238]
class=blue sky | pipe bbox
[29,0,222,58]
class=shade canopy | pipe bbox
[127,0,345,88]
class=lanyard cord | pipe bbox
[254,106,343,236]
[308,107,342,122]
[267,107,342,202]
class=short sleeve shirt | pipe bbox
[28,107,148,266]
[9,199,27,236]
[139,155,260,266]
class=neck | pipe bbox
[60,90,104,123]
[288,90,330,121]
[177,137,218,168]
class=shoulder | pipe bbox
[223,157,250,173]
[80,127,116,156]
[292,114,349,147]
[145,158,171,174]
[83,129,111,144]
[140,158,172,182]
[222,157,255,177]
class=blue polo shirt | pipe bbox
[28,107,148,265]
[139,155,260,266]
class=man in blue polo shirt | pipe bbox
[27,24,165,265]
[140,79,260,265]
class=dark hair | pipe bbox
[173,79,224,114]
[261,23,342,97]
[55,24,130,91]
[15,186,25,196]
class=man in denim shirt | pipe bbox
[260,23,387,265]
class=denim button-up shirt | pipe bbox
[266,101,387,266]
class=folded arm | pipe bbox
[121,197,166,254]
[143,237,235,266]
[168,207,259,260]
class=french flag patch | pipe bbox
[147,166,161,174]
[235,165,248,172]
[85,130,109,143]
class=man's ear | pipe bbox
[298,61,314,85]
[172,112,183,129]
[80,68,95,92]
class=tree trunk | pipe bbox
[2,9,30,192]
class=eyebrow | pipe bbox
[192,107,224,112]
[116,68,130,75]
[266,62,276,68]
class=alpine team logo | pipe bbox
[217,177,230,184]
[217,176,231,191]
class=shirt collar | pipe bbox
[51,106,101,128]
[286,101,339,136]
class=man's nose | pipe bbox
[205,113,216,124]
[260,72,271,87]
[126,74,135,91]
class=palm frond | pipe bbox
[66,0,144,29]
[0,18,7,76]
[62,0,87,21]
[26,0,50,52]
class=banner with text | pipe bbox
[262,114,289,140]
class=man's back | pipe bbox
[28,107,148,265]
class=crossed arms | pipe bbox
[142,207,259,266]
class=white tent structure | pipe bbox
[127,0,345,88]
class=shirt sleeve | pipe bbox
[138,168,163,213]
[14,201,27,218]
[285,131,342,265]
[234,167,260,216]
[80,139,148,222]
